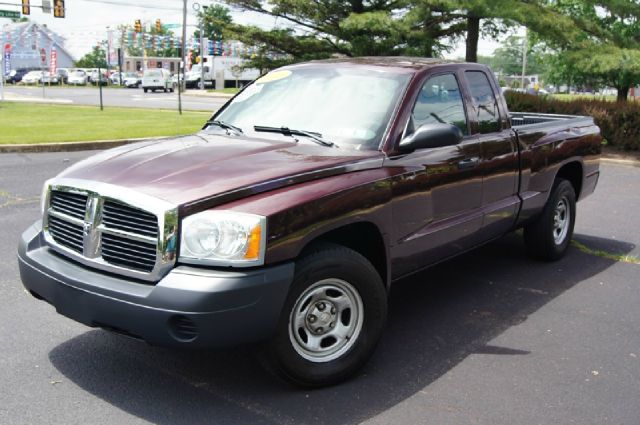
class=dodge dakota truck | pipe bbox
[18,57,601,387]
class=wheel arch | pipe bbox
[556,160,583,199]
[299,221,390,290]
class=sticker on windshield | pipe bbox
[255,70,291,84]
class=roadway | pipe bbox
[0,153,638,425]
[2,85,228,112]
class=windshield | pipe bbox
[211,66,410,150]
[190,64,202,73]
[145,70,162,77]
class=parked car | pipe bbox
[109,72,124,85]
[20,70,43,85]
[90,70,108,86]
[40,71,60,85]
[56,68,70,84]
[18,58,602,387]
[123,72,142,88]
[142,68,174,93]
[67,70,88,86]
[7,68,39,84]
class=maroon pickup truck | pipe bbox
[18,58,601,387]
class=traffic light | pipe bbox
[155,19,161,32]
[53,0,65,18]
[21,0,30,15]
[134,19,142,33]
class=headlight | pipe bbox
[179,211,266,267]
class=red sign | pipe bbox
[40,47,46,64]
[49,47,57,74]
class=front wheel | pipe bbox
[524,178,576,261]
[265,243,387,387]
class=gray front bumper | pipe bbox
[18,221,295,348]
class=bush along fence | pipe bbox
[505,92,640,151]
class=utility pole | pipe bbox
[521,27,528,91]
[178,0,187,115]
[199,12,205,90]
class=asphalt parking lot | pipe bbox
[0,152,638,425]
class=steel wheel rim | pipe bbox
[553,196,570,245]
[288,278,364,363]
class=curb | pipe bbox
[601,157,639,167]
[0,137,159,153]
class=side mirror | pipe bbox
[399,123,464,152]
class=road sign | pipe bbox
[49,47,57,74]
[0,10,21,19]
[42,0,51,14]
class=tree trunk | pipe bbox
[617,85,630,101]
[465,16,480,63]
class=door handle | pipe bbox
[457,157,480,169]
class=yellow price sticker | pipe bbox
[256,70,291,84]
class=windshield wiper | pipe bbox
[206,120,244,135]
[253,125,335,147]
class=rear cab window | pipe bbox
[464,71,502,133]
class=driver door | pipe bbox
[389,72,484,278]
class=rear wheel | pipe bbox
[524,178,576,261]
[143,88,148,93]
[265,243,387,387]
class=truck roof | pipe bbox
[298,56,464,71]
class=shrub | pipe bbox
[505,92,640,151]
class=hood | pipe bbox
[58,132,383,211]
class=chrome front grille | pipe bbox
[101,233,157,272]
[43,180,177,282]
[102,201,158,238]
[50,190,88,220]
[48,215,84,253]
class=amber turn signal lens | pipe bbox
[244,224,262,260]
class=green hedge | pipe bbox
[505,92,640,151]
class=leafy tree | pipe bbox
[75,45,107,68]
[195,5,232,41]
[220,0,465,70]
[542,0,640,100]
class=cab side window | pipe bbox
[465,71,501,133]
[411,73,469,136]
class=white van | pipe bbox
[142,68,174,93]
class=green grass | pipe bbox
[0,102,209,145]
[206,88,240,94]
[550,94,620,102]
[572,240,640,265]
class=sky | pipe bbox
[0,0,504,60]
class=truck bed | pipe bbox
[510,112,595,129]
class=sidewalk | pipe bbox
[183,90,234,99]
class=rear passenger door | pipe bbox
[464,70,519,239]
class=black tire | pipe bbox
[143,88,148,93]
[524,178,576,261]
[163,88,167,93]
[265,243,387,387]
